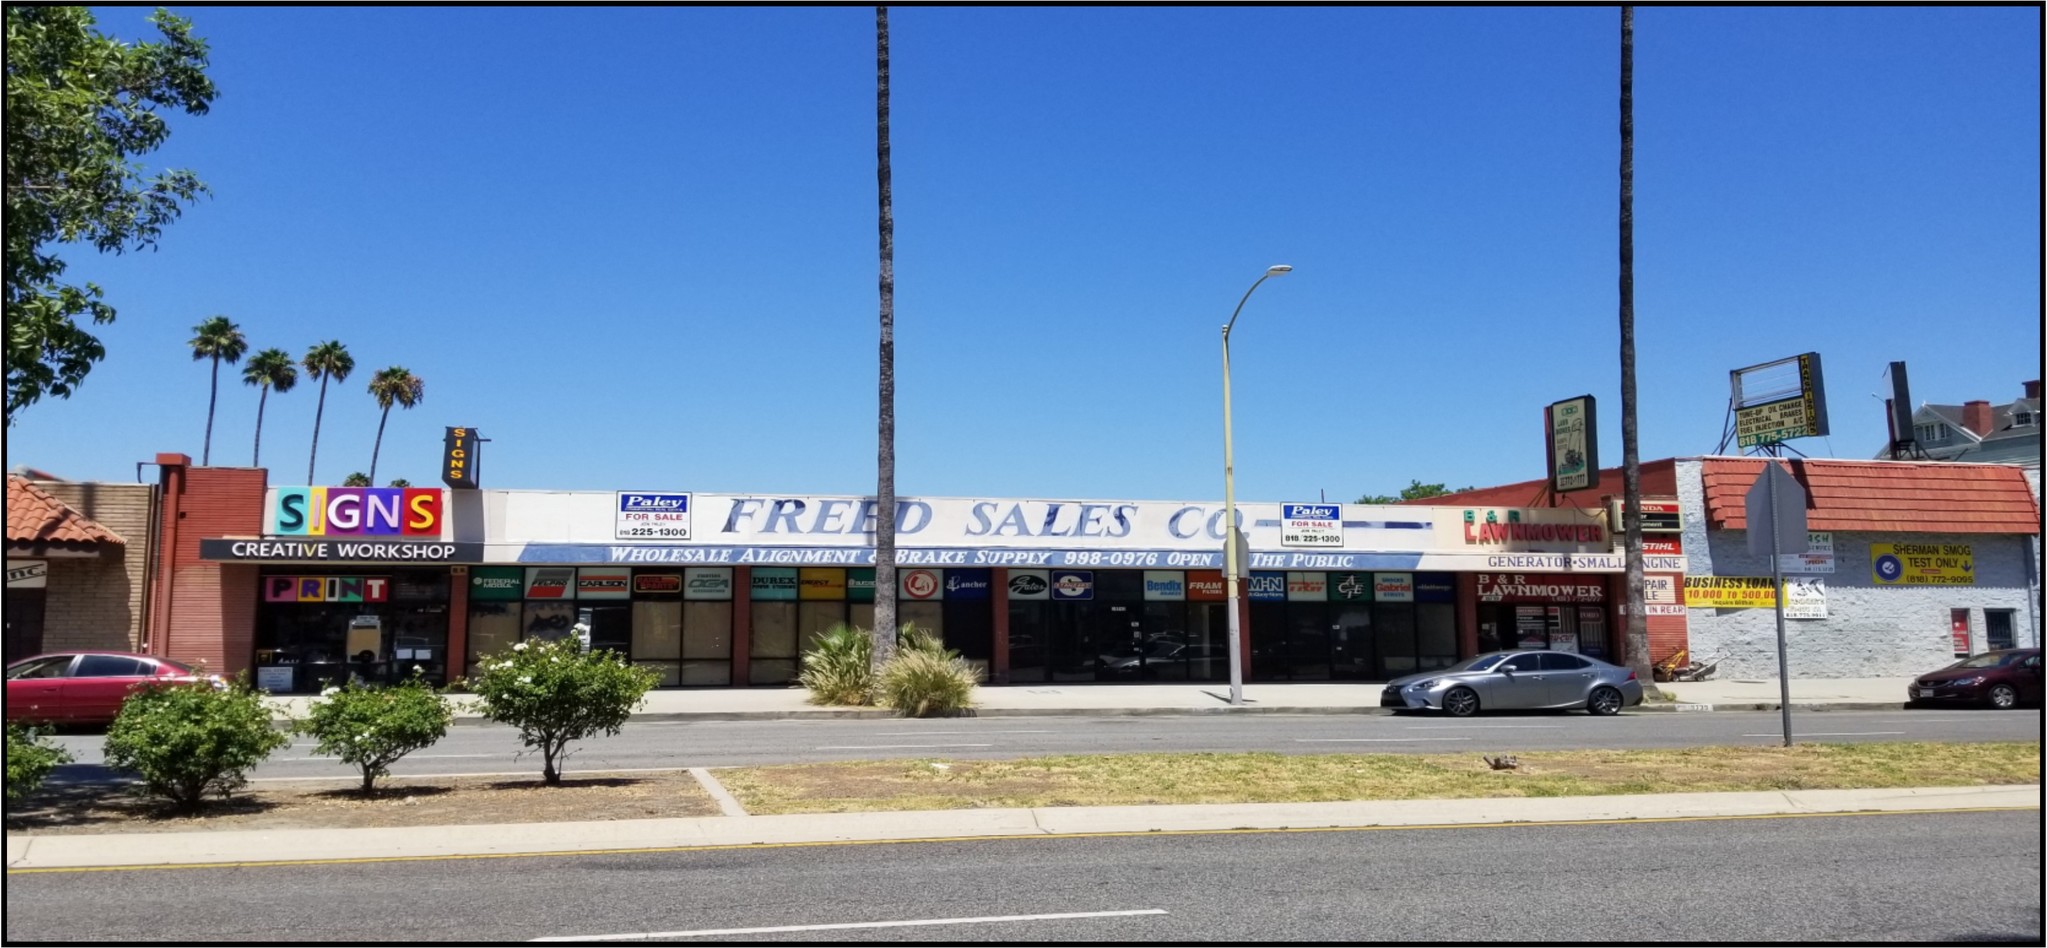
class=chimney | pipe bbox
[2026,380,2041,401]
[1961,401,1993,437]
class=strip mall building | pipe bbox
[6,453,2036,692]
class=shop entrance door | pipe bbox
[580,605,631,655]
[3,588,45,665]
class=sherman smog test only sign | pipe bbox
[616,492,691,540]
[1870,542,1974,586]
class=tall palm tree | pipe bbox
[241,348,297,468]
[303,341,354,484]
[365,365,424,485]
[1618,7,1655,694]
[187,316,247,466]
[871,5,899,673]
[342,471,371,487]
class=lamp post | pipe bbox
[1221,264,1292,706]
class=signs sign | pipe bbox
[1281,504,1343,548]
[616,492,692,540]
[1871,542,1974,586]
[442,427,480,489]
[1683,576,1776,608]
[1546,395,1598,493]
[270,487,446,537]
[1732,352,1830,448]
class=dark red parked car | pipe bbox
[1906,648,2042,709]
[4,651,221,726]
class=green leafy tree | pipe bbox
[241,347,296,467]
[1355,480,1475,505]
[341,471,371,487]
[871,6,900,675]
[187,315,245,465]
[4,6,216,425]
[464,637,659,785]
[295,671,453,795]
[387,478,411,488]
[302,340,353,483]
[366,365,424,485]
[103,677,289,813]
[5,723,73,806]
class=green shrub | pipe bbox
[5,723,72,807]
[295,669,454,795]
[464,636,659,784]
[876,625,978,718]
[800,623,876,706]
[103,677,289,812]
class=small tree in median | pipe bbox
[103,677,289,813]
[6,723,72,807]
[295,669,453,795]
[464,637,659,785]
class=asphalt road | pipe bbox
[5,810,2038,942]
[42,708,2042,784]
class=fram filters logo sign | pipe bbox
[273,487,444,537]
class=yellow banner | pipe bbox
[1870,542,1974,586]
[1682,576,1777,608]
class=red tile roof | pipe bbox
[5,475,128,551]
[1699,458,2040,535]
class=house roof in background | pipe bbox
[1699,457,2040,535]
[5,475,128,552]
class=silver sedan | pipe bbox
[1380,650,1645,717]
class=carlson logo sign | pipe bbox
[274,487,445,537]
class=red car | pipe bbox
[4,651,220,726]
[1906,648,2043,709]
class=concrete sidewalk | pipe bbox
[261,677,1920,723]
[6,784,2033,871]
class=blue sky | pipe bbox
[10,6,2040,504]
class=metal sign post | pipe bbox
[1746,462,1808,746]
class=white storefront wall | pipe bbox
[1676,459,2040,679]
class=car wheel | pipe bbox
[1587,686,1623,716]
[1987,684,2018,710]
[1443,686,1480,718]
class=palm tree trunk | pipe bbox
[871,5,898,672]
[1618,6,1656,695]
[369,404,391,485]
[203,355,219,465]
[309,377,329,484]
[253,386,269,467]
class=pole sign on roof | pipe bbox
[1545,395,1598,493]
[1732,352,1830,448]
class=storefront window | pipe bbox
[466,602,520,674]
[681,601,733,685]
[255,568,452,693]
[632,600,682,687]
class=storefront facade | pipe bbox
[183,479,1651,692]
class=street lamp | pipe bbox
[1220,264,1291,706]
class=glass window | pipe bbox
[523,602,577,643]
[1498,654,1541,673]
[74,655,149,677]
[750,601,798,685]
[1371,604,1418,679]
[900,601,944,639]
[1416,604,1457,671]
[466,602,521,673]
[1539,652,1590,671]
[798,601,848,656]
[1008,601,1051,683]
[633,601,683,661]
[7,656,73,679]
[684,602,732,659]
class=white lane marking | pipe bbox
[1740,731,1908,738]
[816,743,996,750]
[531,909,1169,942]
[1405,725,1566,730]
[875,730,1055,736]
[250,766,692,783]
[1294,738,1473,743]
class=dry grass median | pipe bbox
[713,742,2041,815]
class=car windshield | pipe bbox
[1442,654,1507,673]
[1953,652,2020,669]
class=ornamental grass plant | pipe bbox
[799,623,876,706]
[876,622,977,718]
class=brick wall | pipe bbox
[155,464,267,674]
[35,481,153,652]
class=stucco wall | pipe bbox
[1677,460,2036,678]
